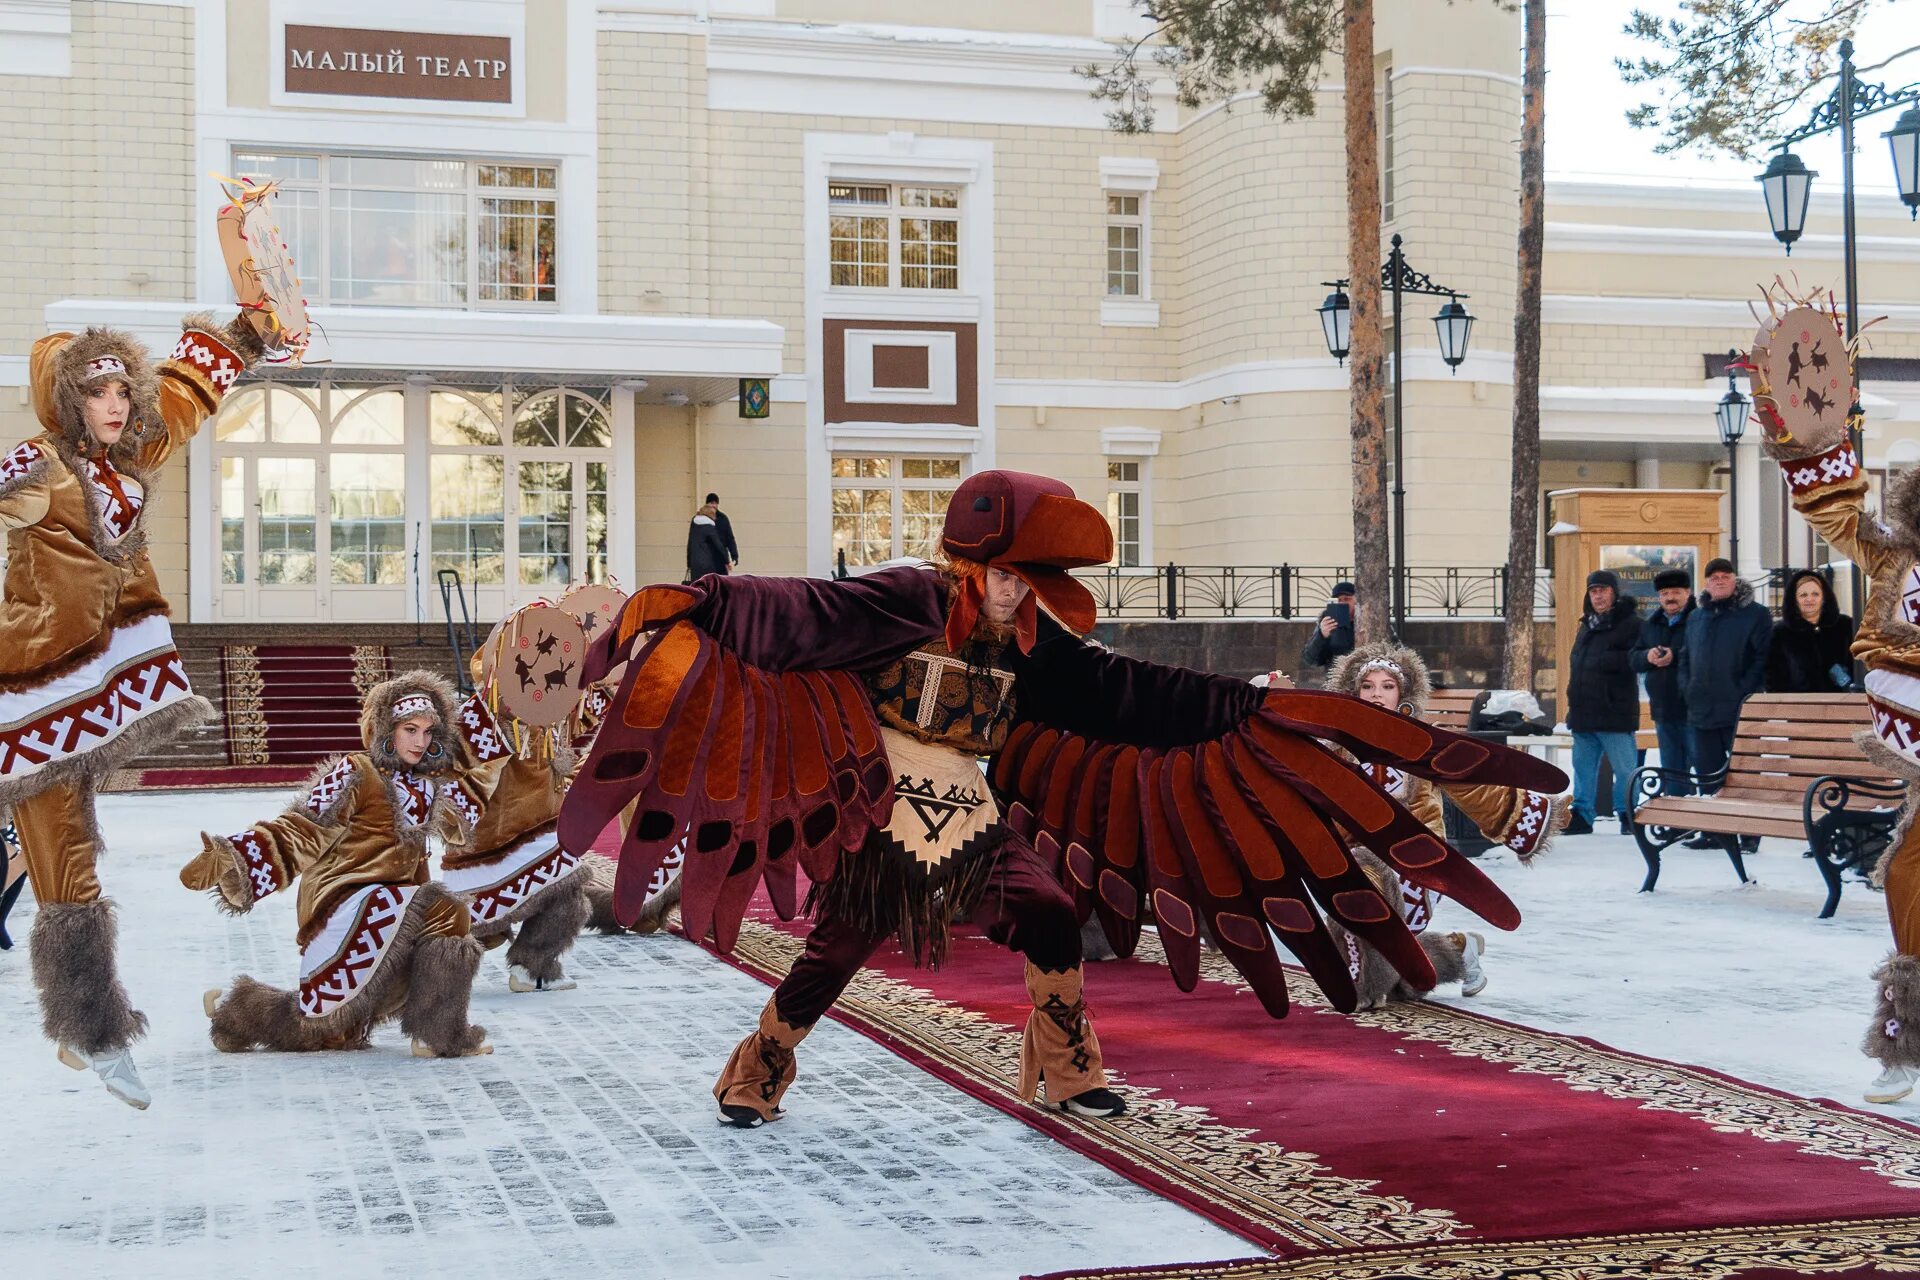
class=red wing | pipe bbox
[560,621,891,949]
[990,687,1566,1016]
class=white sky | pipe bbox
[1546,1,1917,192]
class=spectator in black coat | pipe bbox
[1678,558,1773,796]
[1631,568,1697,797]
[1565,570,1642,835]
[1766,569,1857,693]
[686,502,732,580]
[705,491,740,568]
[1300,582,1357,675]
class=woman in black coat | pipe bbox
[1766,569,1856,693]
[686,503,732,581]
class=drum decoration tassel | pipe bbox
[477,602,590,763]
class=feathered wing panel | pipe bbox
[558,568,946,950]
[993,649,1568,1017]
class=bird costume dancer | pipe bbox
[1,310,264,1108]
[1754,288,1920,1104]
[560,470,1566,1129]
[183,672,502,1058]
[1322,642,1566,1008]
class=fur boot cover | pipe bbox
[209,976,375,1053]
[30,899,148,1055]
[1865,953,1920,1070]
[503,868,591,982]
[400,934,487,1057]
[1420,932,1470,987]
[629,873,682,935]
[207,881,461,1053]
[582,855,625,934]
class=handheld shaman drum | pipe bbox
[216,175,314,363]
[477,603,588,731]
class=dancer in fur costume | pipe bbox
[440,658,592,993]
[1321,643,1568,1008]
[1752,287,1920,1104]
[181,672,501,1058]
[560,470,1565,1129]
[2,310,266,1107]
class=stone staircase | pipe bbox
[118,623,474,776]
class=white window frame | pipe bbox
[1382,70,1397,224]
[1099,157,1160,328]
[1100,427,1160,567]
[827,181,964,292]
[828,453,966,570]
[230,148,562,311]
[1105,191,1147,301]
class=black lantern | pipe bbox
[1756,150,1817,251]
[1317,289,1351,364]
[1433,296,1473,372]
[1715,364,1750,447]
[1887,105,1920,219]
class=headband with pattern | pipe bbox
[390,694,437,721]
[85,356,128,381]
[1357,657,1406,681]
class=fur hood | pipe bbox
[1779,569,1843,633]
[30,326,160,472]
[1696,577,1757,613]
[1325,641,1432,716]
[361,670,459,773]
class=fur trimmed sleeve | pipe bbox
[0,439,53,533]
[1441,782,1567,865]
[140,310,268,471]
[179,754,362,911]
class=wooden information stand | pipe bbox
[1548,488,1725,743]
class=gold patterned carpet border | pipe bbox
[1030,1216,1920,1280]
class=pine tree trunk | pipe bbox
[1502,0,1547,690]
[1343,0,1390,645]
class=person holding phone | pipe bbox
[1301,581,1357,672]
[1631,569,1697,798]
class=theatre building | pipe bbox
[3,2,1920,770]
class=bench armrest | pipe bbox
[1629,763,1720,809]
[1803,773,1907,830]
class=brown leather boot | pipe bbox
[713,998,811,1128]
[1018,962,1117,1114]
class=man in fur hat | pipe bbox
[1756,296,1920,1104]
[1321,642,1568,1007]
[1,308,266,1108]
[182,673,503,1058]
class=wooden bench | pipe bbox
[1627,693,1904,916]
[1424,688,1479,732]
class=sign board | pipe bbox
[739,378,771,419]
[284,25,512,104]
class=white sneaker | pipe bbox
[58,1044,152,1111]
[1458,932,1488,997]
[1865,1063,1919,1104]
[507,963,577,993]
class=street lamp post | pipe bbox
[1317,234,1473,637]
[1715,349,1752,572]
[1759,38,1920,609]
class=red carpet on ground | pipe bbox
[103,764,316,792]
[720,899,1920,1279]
[221,644,392,766]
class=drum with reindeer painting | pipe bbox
[477,603,588,730]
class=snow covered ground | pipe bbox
[1,790,1910,1280]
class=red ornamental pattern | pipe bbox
[390,774,435,827]
[303,756,357,817]
[1869,694,1920,762]
[84,458,142,539]
[0,440,46,485]
[1505,790,1553,856]
[454,693,509,762]
[299,885,408,1017]
[466,845,582,927]
[1782,443,1860,496]
[230,828,283,901]
[0,651,191,780]
[169,329,242,394]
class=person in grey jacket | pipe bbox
[1677,558,1772,797]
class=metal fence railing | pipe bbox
[1077,566,1557,622]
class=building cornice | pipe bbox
[1547,220,1920,264]
[43,300,785,379]
[1544,293,1920,331]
